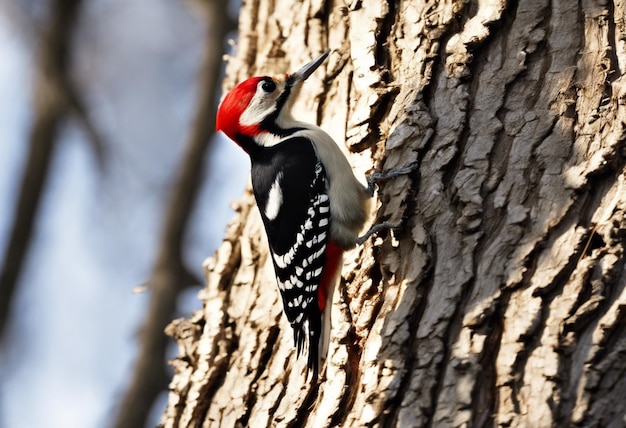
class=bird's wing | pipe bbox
[251,136,331,375]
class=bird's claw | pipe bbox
[366,161,419,196]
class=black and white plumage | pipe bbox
[216,50,371,379]
[251,137,330,371]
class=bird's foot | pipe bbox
[366,161,419,196]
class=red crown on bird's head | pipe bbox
[216,76,266,141]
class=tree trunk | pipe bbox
[160,1,626,427]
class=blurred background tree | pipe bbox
[0,1,242,427]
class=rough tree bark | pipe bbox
[161,1,626,427]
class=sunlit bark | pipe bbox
[162,1,626,426]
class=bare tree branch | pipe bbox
[0,0,83,341]
[64,82,107,169]
[112,1,235,427]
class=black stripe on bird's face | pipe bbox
[238,76,303,142]
[259,80,302,137]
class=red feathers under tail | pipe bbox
[317,241,344,372]
[318,242,343,311]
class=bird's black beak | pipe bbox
[287,50,330,86]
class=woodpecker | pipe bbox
[216,50,370,378]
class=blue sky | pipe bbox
[0,1,247,427]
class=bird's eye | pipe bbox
[261,80,276,93]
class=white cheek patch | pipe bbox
[239,80,285,127]
[265,173,283,220]
[240,95,275,127]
